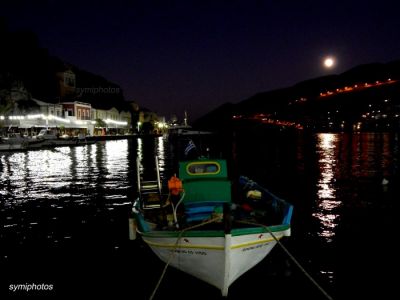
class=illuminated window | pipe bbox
[187,162,220,175]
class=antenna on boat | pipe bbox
[183,110,188,127]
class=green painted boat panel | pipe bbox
[179,159,231,204]
[182,180,231,204]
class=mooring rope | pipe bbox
[237,220,334,300]
[149,216,221,300]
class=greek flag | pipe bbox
[184,140,196,156]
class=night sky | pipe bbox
[2,0,400,121]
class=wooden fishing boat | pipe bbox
[131,157,293,297]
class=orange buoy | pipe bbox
[168,174,183,196]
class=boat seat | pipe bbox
[181,178,231,223]
[184,201,225,223]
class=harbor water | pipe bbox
[0,131,397,299]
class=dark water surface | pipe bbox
[0,132,397,299]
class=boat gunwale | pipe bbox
[139,223,290,238]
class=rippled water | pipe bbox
[0,133,397,299]
[229,130,397,299]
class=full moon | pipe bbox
[324,57,335,68]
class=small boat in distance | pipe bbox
[0,133,46,151]
[168,126,213,136]
[168,110,213,137]
[0,130,96,151]
[131,156,293,297]
[36,129,96,146]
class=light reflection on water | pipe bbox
[1,132,397,296]
[0,141,134,241]
[136,136,169,182]
[310,132,397,287]
[0,138,170,206]
[313,133,341,242]
[156,136,166,174]
[105,140,129,182]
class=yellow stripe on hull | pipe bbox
[143,239,224,250]
[143,234,283,251]
[231,236,282,249]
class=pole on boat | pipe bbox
[136,158,141,195]
[223,202,232,234]
[155,156,162,196]
[128,217,137,240]
[222,202,232,297]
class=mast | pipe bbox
[183,110,188,127]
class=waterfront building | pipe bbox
[0,99,132,136]
[91,106,130,135]
[56,68,76,98]
[106,107,119,122]
[62,101,92,120]
[120,110,132,129]
[34,99,63,117]
[1,69,131,136]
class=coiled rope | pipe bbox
[149,216,221,300]
[237,220,334,300]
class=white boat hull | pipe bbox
[141,227,290,296]
[0,140,46,151]
[0,143,25,151]
[0,137,95,151]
